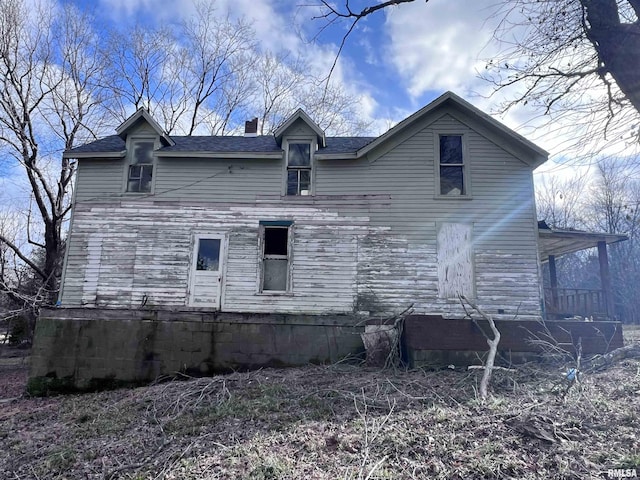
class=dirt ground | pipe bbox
[1,326,639,479]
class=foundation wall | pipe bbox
[28,307,364,394]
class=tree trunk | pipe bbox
[581,0,640,114]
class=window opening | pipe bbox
[127,140,155,192]
[439,135,465,195]
[287,143,311,195]
[262,226,290,291]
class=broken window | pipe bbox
[439,135,465,196]
[260,223,292,292]
[196,239,221,271]
[286,143,311,195]
[127,139,155,193]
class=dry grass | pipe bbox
[1,327,639,479]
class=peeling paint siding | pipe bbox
[62,202,373,314]
[81,233,101,305]
[61,199,542,318]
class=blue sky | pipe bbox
[6,0,638,181]
[67,0,509,135]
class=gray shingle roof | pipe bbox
[68,135,376,156]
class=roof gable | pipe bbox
[357,91,548,168]
[116,108,175,147]
[274,108,326,148]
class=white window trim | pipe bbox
[282,137,317,196]
[123,135,158,195]
[257,223,294,295]
[433,132,472,199]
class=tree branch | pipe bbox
[0,233,46,280]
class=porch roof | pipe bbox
[538,221,628,262]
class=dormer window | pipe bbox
[286,143,312,196]
[127,139,155,193]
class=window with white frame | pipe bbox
[126,139,155,193]
[260,222,292,292]
[438,135,466,196]
[286,143,312,195]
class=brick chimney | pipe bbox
[244,118,258,137]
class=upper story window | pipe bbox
[126,139,155,193]
[286,143,312,196]
[438,135,467,196]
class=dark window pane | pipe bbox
[299,170,310,195]
[440,135,463,164]
[133,141,154,165]
[197,239,221,271]
[129,165,141,179]
[288,143,310,167]
[263,258,288,291]
[264,227,288,255]
[440,166,464,195]
[139,165,153,192]
[287,170,298,195]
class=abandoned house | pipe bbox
[29,91,625,390]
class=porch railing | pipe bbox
[544,287,608,319]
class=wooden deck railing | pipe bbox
[544,287,608,319]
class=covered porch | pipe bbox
[538,222,628,320]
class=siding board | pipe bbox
[62,112,542,319]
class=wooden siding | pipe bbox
[63,111,543,319]
[75,160,124,202]
[317,113,539,253]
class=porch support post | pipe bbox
[597,241,615,319]
[548,254,559,311]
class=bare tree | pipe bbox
[180,2,257,135]
[0,0,107,308]
[535,174,589,230]
[105,25,179,128]
[587,159,640,322]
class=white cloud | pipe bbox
[383,0,500,100]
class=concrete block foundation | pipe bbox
[29,307,365,394]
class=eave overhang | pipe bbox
[154,151,283,159]
[538,227,628,262]
[62,150,126,159]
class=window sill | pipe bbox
[257,291,293,296]
[433,195,473,200]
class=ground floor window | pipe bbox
[260,221,292,292]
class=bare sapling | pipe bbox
[460,295,501,402]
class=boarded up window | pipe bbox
[437,223,474,298]
[261,225,291,291]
